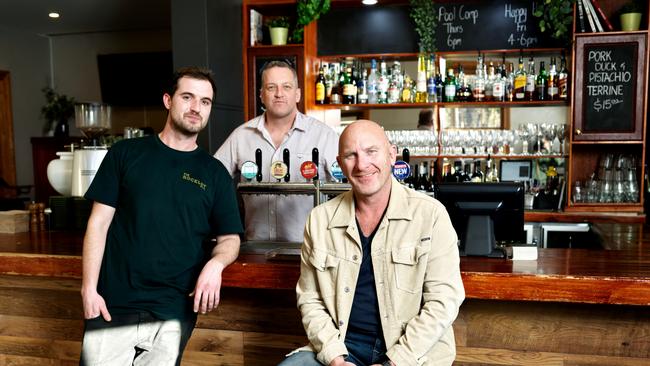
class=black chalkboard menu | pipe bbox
[317,0,561,56]
[434,0,560,51]
[573,34,647,141]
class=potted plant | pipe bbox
[267,16,290,45]
[619,1,644,31]
[41,87,75,137]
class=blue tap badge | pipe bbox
[241,161,258,181]
[330,161,345,182]
[392,161,411,181]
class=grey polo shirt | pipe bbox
[215,112,339,242]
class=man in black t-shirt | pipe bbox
[80,67,243,366]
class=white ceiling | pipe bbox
[0,0,171,36]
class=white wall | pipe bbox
[0,27,50,187]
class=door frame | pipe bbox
[0,70,17,186]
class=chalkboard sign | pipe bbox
[434,0,560,51]
[318,6,418,56]
[573,34,647,141]
[317,1,560,56]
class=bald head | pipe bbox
[338,120,390,154]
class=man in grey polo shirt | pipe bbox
[215,61,339,242]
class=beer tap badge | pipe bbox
[241,161,258,181]
[392,161,411,181]
[270,161,288,181]
[300,161,318,180]
[330,161,345,181]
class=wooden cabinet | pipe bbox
[565,2,650,213]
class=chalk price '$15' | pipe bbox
[593,97,623,112]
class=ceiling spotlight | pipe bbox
[362,0,378,5]
[48,12,60,19]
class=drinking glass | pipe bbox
[556,124,568,155]
[572,181,584,203]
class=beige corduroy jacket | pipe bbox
[294,178,465,366]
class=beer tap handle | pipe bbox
[255,148,263,182]
[402,148,410,164]
[312,148,319,181]
[283,148,291,182]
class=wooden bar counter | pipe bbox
[0,228,649,365]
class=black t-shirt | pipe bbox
[85,134,243,320]
[347,219,382,335]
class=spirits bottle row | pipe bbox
[399,157,502,195]
[314,52,570,105]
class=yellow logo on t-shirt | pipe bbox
[182,172,207,190]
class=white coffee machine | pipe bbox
[70,102,112,197]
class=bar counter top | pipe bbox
[1,226,649,306]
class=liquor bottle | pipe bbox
[470,160,484,182]
[427,54,436,103]
[462,162,472,182]
[434,66,444,102]
[505,63,515,102]
[444,68,456,102]
[547,57,559,100]
[377,61,389,104]
[514,55,527,101]
[415,53,428,103]
[485,61,495,101]
[457,67,472,102]
[429,160,439,186]
[401,75,414,103]
[492,64,505,102]
[485,155,499,182]
[324,63,333,104]
[455,65,465,101]
[329,63,342,104]
[472,53,486,102]
[342,66,355,104]
[525,57,536,101]
[536,61,548,101]
[558,52,569,100]
[393,61,404,92]
[451,160,465,182]
[417,161,431,192]
[315,65,326,105]
[357,68,368,104]
[387,78,399,104]
[367,59,379,104]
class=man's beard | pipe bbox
[171,114,205,136]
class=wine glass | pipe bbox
[556,124,568,155]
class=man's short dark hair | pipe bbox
[260,60,299,88]
[167,67,216,97]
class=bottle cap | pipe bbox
[270,161,288,181]
[241,161,258,181]
[392,161,411,181]
[300,161,318,180]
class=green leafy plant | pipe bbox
[40,87,75,133]
[292,0,331,43]
[409,0,437,53]
[267,16,290,29]
[533,0,575,43]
